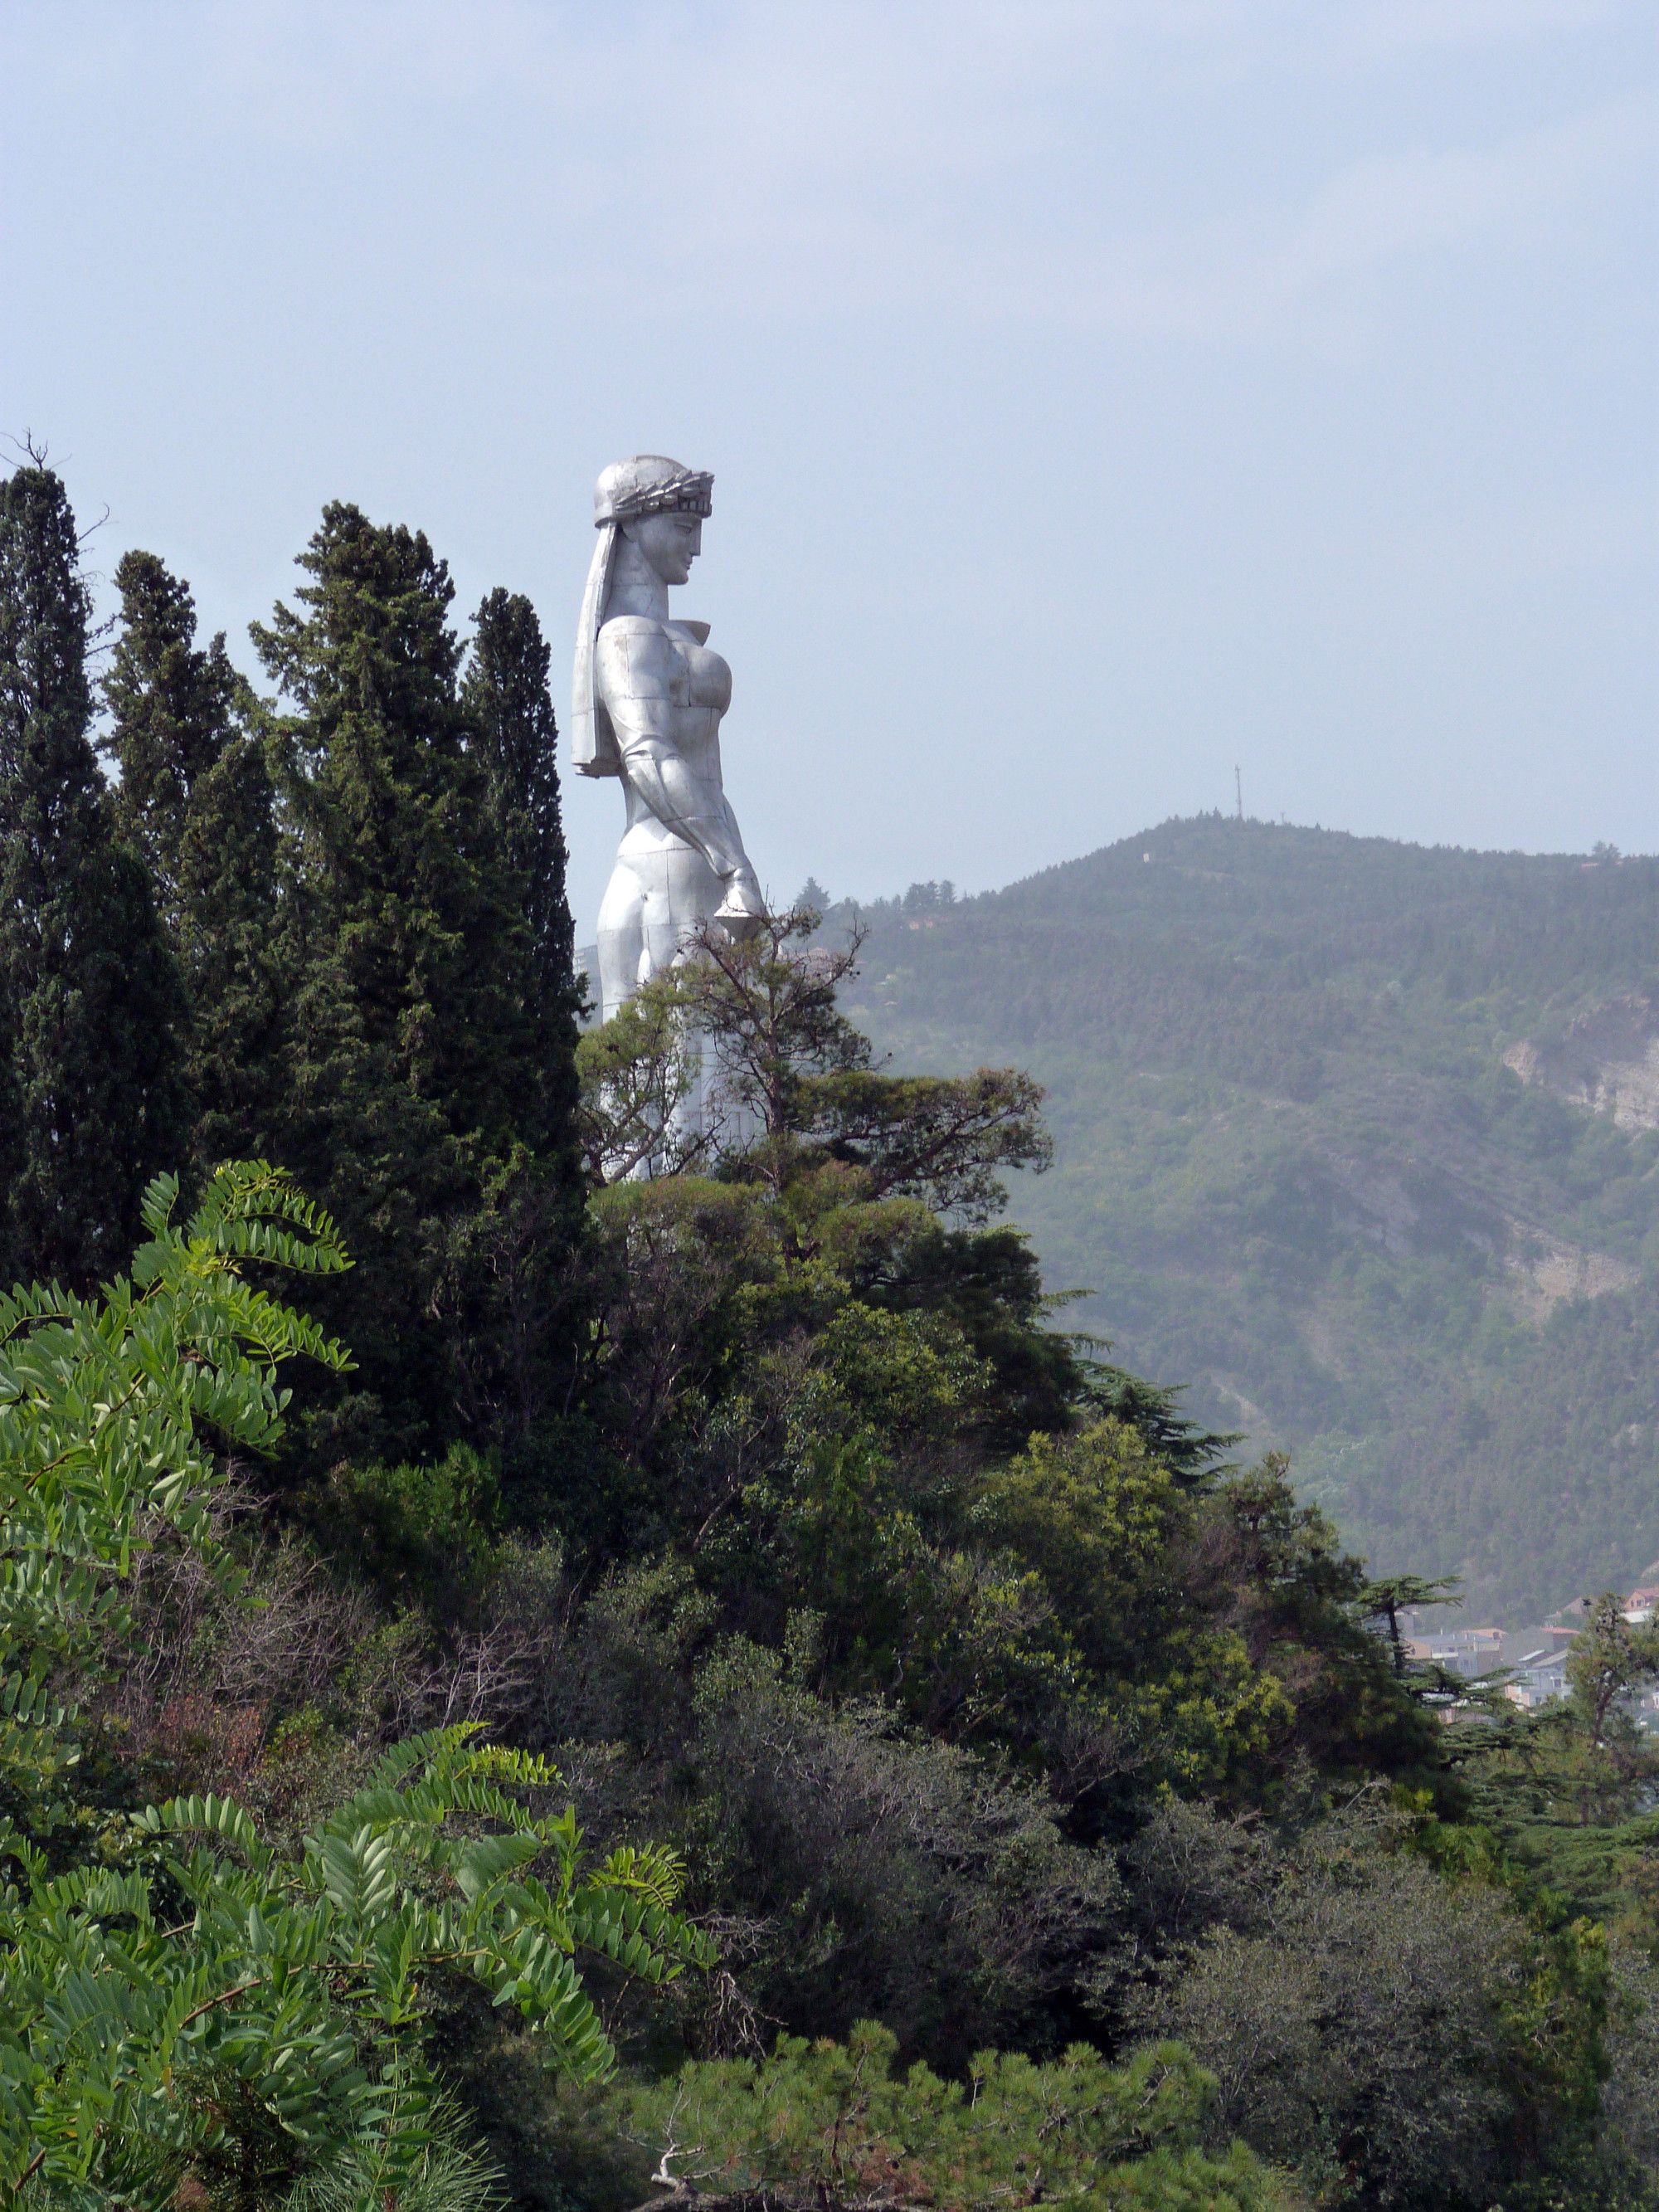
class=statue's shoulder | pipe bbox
[596,613,680,695]
[599,612,670,641]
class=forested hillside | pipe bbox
[5,460,1659,2210]
[832,821,1659,1623]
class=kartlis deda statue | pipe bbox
[572,454,764,1026]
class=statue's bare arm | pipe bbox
[620,730,753,879]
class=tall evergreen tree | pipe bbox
[0,465,187,1287]
[99,550,239,934]
[462,587,584,1167]
[252,504,561,1457]
[99,550,284,1172]
[177,731,285,1168]
[0,953,22,1286]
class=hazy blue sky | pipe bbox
[4,1,1653,934]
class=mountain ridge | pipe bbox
[830,815,1659,1623]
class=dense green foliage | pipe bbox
[4,468,1657,2210]
[834,819,1659,1620]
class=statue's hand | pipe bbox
[714,870,766,938]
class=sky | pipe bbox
[2,0,1654,936]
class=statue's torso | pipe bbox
[596,615,732,851]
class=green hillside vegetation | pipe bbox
[5,462,1659,2210]
[830,820,1659,1622]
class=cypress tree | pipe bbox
[462,587,583,1169]
[0,959,21,1286]
[452,590,591,1461]
[100,550,239,935]
[0,465,188,1287]
[99,551,285,1172]
[177,732,284,1168]
[252,503,552,1456]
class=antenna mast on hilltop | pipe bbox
[1235,765,1243,821]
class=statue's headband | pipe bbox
[595,462,713,526]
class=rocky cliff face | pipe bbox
[1505,996,1659,1132]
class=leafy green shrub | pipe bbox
[3,1730,716,2198]
[0,1160,353,1846]
[0,1162,713,2200]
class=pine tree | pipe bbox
[252,504,558,1456]
[99,550,238,935]
[0,465,188,1287]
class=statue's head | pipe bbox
[596,455,713,587]
[574,456,716,776]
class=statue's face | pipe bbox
[627,509,702,586]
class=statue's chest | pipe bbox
[664,629,732,714]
